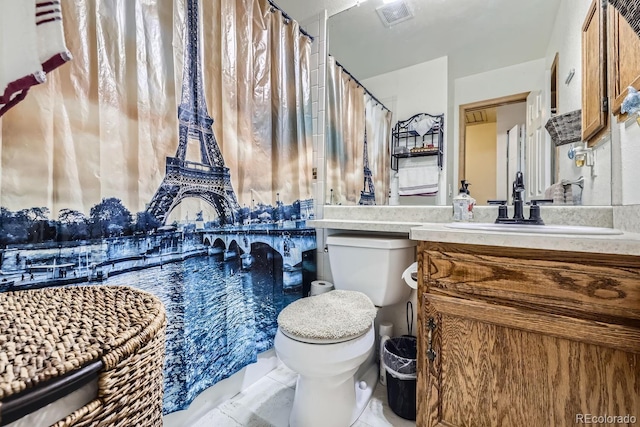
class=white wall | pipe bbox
[301,11,334,282]
[453,58,546,192]
[556,138,612,205]
[304,11,328,223]
[362,57,448,123]
[616,117,640,205]
[362,56,449,206]
[545,0,592,114]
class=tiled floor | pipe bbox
[191,363,416,427]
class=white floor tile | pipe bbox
[189,364,416,427]
[355,383,416,427]
[217,377,293,427]
[265,363,297,389]
[190,408,242,427]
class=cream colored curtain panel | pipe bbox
[326,56,365,205]
[0,0,313,220]
[365,96,391,205]
[326,56,390,205]
[201,0,313,212]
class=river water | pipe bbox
[98,250,303,414]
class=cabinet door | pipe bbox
[609,7,640,115]
[582,0,607,141]
[418,292,640,427]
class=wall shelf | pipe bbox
[391,113,444,171]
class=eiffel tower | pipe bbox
[146,0,240,225]
[358,126,376,205]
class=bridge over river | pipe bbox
[201,225,316,272]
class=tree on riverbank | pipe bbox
[135,212,161,234]
[0,207,55,245]
[58,209,89,241]
[89,198,133,238]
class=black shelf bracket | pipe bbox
[391,112,444,171]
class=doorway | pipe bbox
[459,92,529,204]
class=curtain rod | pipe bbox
[332,57,391,113]
[267,0,314,41]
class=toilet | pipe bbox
[274,234,416,427]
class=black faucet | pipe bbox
[489,171,552,225]
[512,171,525,221]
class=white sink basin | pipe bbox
[445,222,623,235]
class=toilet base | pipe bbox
[350,359,378,424]
[289,359,378,427]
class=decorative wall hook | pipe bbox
[565,68,575,85]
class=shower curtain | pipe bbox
[0,0,315,415]
[365,97,392,205]
[326,55,391,205]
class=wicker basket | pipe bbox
[545,110,582,146]
[0,286,166,426]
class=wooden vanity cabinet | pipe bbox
[417,242,640,427]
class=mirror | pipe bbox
[277,0,616,206]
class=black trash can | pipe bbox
[383,336,417,420]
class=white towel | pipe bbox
[0,0,71,117]
[544,177,584,205]
[544,182,566,205]
[36,0,72,73]
[0,0,45,112]
[410,116,436,136]
[398,165,439,196]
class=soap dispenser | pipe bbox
[452,180,475,221]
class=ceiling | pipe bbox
[275,0,562,80]
[465,107,497,126]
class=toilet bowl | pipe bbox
[274,326,375,427]
[275,234,416,427]
[275,290,378,427]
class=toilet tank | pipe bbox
[326,234,416,306]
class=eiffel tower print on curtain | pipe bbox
[146,0,240,225]
[359,125,376,205]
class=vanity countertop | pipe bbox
[408,223,640,256]
[307,218,423,234]
[309,205,640,256]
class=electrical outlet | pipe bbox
[312,167,317,180]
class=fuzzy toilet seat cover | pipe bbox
[277,290,376,341]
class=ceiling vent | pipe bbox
[376,1,414,27]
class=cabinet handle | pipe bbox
[427,317,437,362]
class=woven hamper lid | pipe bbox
[277,290,376,342]
[0,286,165,401]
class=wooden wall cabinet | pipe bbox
[582,0,608,142]
[609,7,640,115]
[417,242,640,427]
[582,0,640,142]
